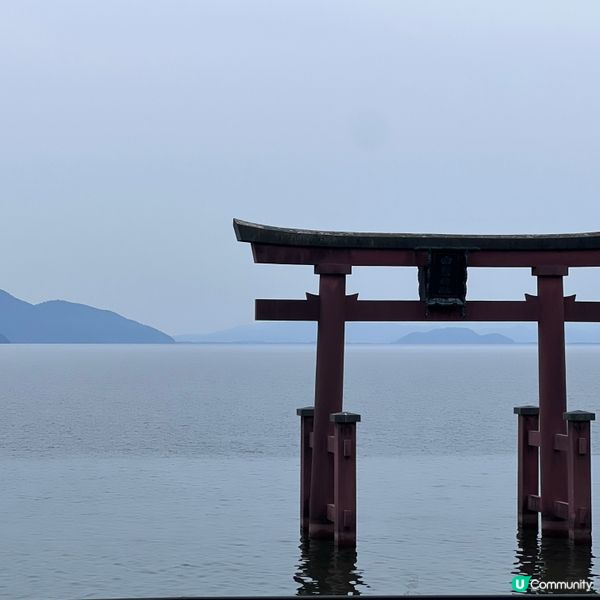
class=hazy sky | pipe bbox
[2,1,600,335]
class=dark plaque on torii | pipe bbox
[235,219,598,546]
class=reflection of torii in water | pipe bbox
[294,537,369,595]
[513,529,595,588]
[235,219,596,546]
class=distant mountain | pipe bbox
[176,322,516,344]
[397,327,514,345]
[0,333,9,343]
[176,322,431,344]
[177,321,600,345]
[0,290,173,343]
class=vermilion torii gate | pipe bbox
[234,219,597,546]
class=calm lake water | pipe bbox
[2,344,600,598]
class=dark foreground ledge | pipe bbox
[233,218,600,251]
[91,595,592,599]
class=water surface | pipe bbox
[1,344,599,597]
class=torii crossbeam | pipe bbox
[234,219,598,546]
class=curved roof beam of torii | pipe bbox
[234,219,600,252]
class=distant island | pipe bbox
[176,323,522,345]
[0,290,173,343]
[396,327,514,345]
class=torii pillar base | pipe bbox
[565,410,595,544]
[515,406,595,543]
[298,408,360,547]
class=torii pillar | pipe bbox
[535,266,569,536]
[309,265,350,540]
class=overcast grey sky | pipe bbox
[2,1,600,335]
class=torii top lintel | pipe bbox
[234,219,600,323]
[233,219,600,268]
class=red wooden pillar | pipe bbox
[297,406,314,534]
[534,266,569,536]
[330,412,360,547]
[514,405,539,528]
[564,410,595,543]
[309,264,350,540]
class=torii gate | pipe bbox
[234,219,597,546]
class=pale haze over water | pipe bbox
[2,344,599,597]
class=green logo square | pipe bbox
[512,575,532,593]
